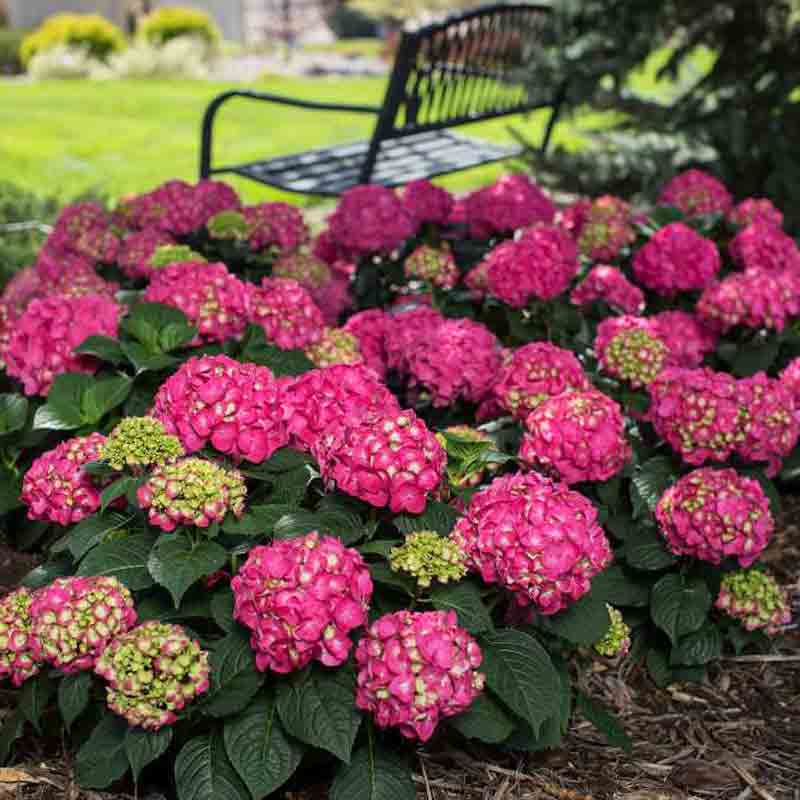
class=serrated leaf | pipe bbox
[126,727,173,783]
[330,730,414,800]
[58,671,92,730]
[224,692,305,800]
[647,647,674,688]
[256,447,314,473]
[121,340,180,374]
[0,469,22,514]
[78,531,157,590]
[222,504,295,535]
[480,629,560,737]
[430,580,493,634]
[448,692,515,743]
[81,375,133,424]
[74,335,128,365]
[273,508,368,544]
[394,500,460,536]
[276,666,362,763]
[159,322,197,352]
[358,540,401,557]
[589,564,650,607]
[238,326,314,376]
[268,466,313,506]
[147,533,227,607]
[651,574,712,645]
[67,511,132,560]
[75,713,130,789]
[38,373,93,429]
[100,477,136,512]
[540,591,613,645]
[630,455,676,517]
[175,733,250,800]
[575,692,632,752]
[211,587,235,633]
[33,402,83,430]
[19,672,54,735]
[21,557,73,589]
[203,630,264,718]
[671,624,722,666]
[0,711,24,766]
[0,394,28,435]
[624,526,677,571]
[127,302,194,353]
[367,563,415,596]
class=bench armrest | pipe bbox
[200,90,380,178]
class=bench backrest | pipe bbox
[376,2,555,140]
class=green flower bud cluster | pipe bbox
[606,329,667,387]
[305,327,363,368]
[207,210,249,240]
[594,605,631,658]
[716,569,791,636]
[149,244,207,269]
[95,621,210,730]
[101,417,184,472]
[390,531,468,588]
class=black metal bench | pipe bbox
[199,3,564,197]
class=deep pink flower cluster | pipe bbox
[312,228,357,267]
[0,588,40,687]
[658,169,733,217]
[21,433,108,526]
[232,532,373,673]
[311,270,353,325]
[45,266,119,303]
[354,609,484,742]
[272,251,331,290]
[144,261,249,343]
[282,364,399,452]
[342,309,391,378]
[401,179,454,225]
[150,354,289,463]
[650,310,717,368]
[32,249,94,284]
[655,468,773,567]
[0,302,16,368]
[30,576,137,673]
[383,306,445,375]
[567,195,636,262]
[1,266,44,312]
[570,265,645,314]
[117,228,176,279]
[45,202,120,264]
[736,373,799,476]
[463,174,556,238]
[406,318,501,407]
[595,316,668,387]
[247,277,324,350]
[313,408,445,513]
[451,471,612,614]
[727,198,783,230]
[404,244,459,289]
[328,185,416,256]
[95,621,210,730]
[729,222,800,273]
[4,293,121,396]
[486,225,579,308]
[696,268,800,332]
[242,202,310,253]
[493,342,590,419]
[648,367,746,465]
[779,357,800,413]
[557,198,591,239]
[519,390,631,484]
[632,223,720,294]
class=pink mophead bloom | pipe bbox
[45,202,120,264]
[281,364,400,452]
[696,268,800,333]
[30,576,137,673]
[486,225,579,308]
[1,265,45,313]
[570,265,645,314]
[383,306,445,376]
[117,228,176,280]
[729,222,800,274]
[342,309,391,378]
[328,185,417,256]
[144,261,249,344]
[404,244,460,289]
[649,310,718,369]
[632,222,720,295]
[150,354,289,463]
[406,318,502,407]
[4,294,122,397]
[305,326,364,368]
[242,201,310,253]
[21,433,108,526]
[648,367,746,466]
[464,174,556,238]
[736,373,800,477]
[657,169,733,217]
[95,621,210,730]
[0,302,16,369]
[272,251,331,290]
[519,390,631,485]
[0,588,41,687]
[727,198,784,230]
[715,569,791,636]
[655,468,773,567]
[313,408,445,514]
[401,179,455,226]
[779,357,800,414]
[560,195,636,262]
[354,609,484,742]
[594,316,668,388]
[451,471,612,614]
[493,342,590,420]
[232,532,373,673]
[311,273,353,326]
[246,277,324,350]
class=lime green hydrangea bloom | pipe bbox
[102,417,184,472]
[207,210,249,241]
[594,605,631,658]
[716,569,791,635]
[390,530,468,588]
[149,244,207,269]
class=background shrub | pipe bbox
[325,4,379,38]
[0,181,57,283]
[27,44,98,80]
[0,27,24,74]
[137,5,220,47]
[20,13,126,67]
[97,35,210,80]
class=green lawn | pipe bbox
[0,75,609,205]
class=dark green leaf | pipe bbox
[0,470,22,515]
[0,711,24,765]
[480,629,560,737]
[175,733,250,800]
[540,591,613,645]
[448,692,515,744]
[224,691,305,800]
[671,624,722,666]
[36,373,93,430]
[77,530,158,590]
[127,302,195,353]
[81,375,133,424]
[19,672,54,735]
[647,647,674,688]
[21,557,73,589]
[0,394,28,435]
[74,335,127,365]
[126,727,173,783]
[590,564,650,607]
[430,580,493,634]
[630,455,676,517]
[731,335,781,377]
[268,466,313,506]
[222,504,295,535]
[330,734,414,800]
[256,447,314,474]
[575,692,632,752]
[75,713,130,789]
[367,563,415,596]
[120,340,180,374]
[211,587,235,633]
[651,574,712,644]
[203,630,264,718]
[67,511,132,560]
[159,322,197,352]
[623,526,678,571]
[100,477,136,512]
[238,326,314,376]
[394,500,460,536]
[276,666,362,763]
[58,671,92,730]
